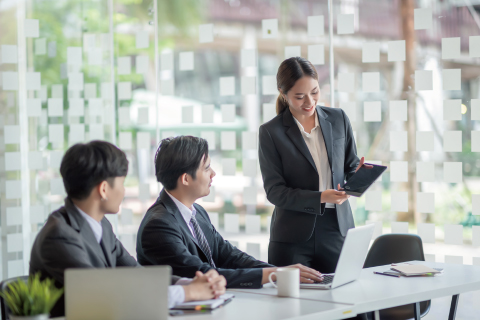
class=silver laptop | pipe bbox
[65,266,171,320]
[300,224,375,290]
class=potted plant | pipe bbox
[0,273,63,320]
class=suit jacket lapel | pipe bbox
[100,220,113,267]
[317,106,333,169]
[283,108,318,173]
[64,198,108,267]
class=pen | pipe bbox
[373,271,400,278]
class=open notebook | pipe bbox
[172,293,235,310]
[390,264,441,277]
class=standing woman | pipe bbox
[259,57,370,273]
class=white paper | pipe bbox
[6,180,21,199]
[199,24,214,43]
[28,151,43,170]
[48,124,64,143]
[26,72,41,90]
[445,255,463,264]
[49,151,63,169]
[391,221,408,234]
[118,82,132,100]
[25,19,39,37]
[84,83,96,99]
[4,125,20,144]
[1,45,18,63]
[364,101,381,122]
[337,73,355,92]
[221,104,235,122]
[443,99,461,120]
[88,98,103,116]
[221,131,236,150]
[284,46,301,59]
[160,79,174,96]
[363,72,380,92]
[442,69,461,90]
[67,47,82,67]
[136,55,149,74]
[5,152,20,171]
[242,131,257,150]
[417,223,435,243]
[241,49,256,68]
[337,14,354,34]
[161,51,173,71]
[48,41,56,57]
[263,103,276,123]
[469,36,480,58]
[443,131,462,152]
[390,161,408,182]
[443,162,462,183]
[220,77,235,96]
[202,104,214,123]
[2,72,18,90]
[30,205,45,224]
[442,37,461,59]
[241,76,256,95]
[117,56,131,75]
[262,19,278,38]
[365,191,382,211]
[50,178,65,196]
[416,131,434,152]
[137,131,151,150]
[388,40,406,62]
[472,131,480,152]
[182,106,194,123]
[179,52,194,71]
[27,98,41,117]
[222,158,236,176]
[68,98,84,117]
[391,191,408,212]
[307,15,324,37]
[390,131,407,152]
[243,159,257,177]
[69,124,85,144]
[262,75,277,95]
[89,124,104,140]
[51,84,63,98]
[200,131,216,150]
[416,162,435,182]
[444,224,463,245]
[35,38,47,56]
[119,131,132,150]
[414,8,432,30]
[415,70,433,90]
[243,186,257,205]
[68,72,84,91]
[137,107,149,125]
[308,44,324,65]
[136,31,149,49]
[48,98,63,117]
[416,192,435,213]
[389,100,407,121]
[362,42,380,63]
[224,213,239,233]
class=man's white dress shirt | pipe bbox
[292,111,335,209]
[75,206,188,308]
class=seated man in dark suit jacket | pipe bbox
[30,141,226,318]
[136,136,323,288]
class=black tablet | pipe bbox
[343,163,387,197]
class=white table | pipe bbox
[231,261,480,320]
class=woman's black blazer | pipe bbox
[258,106,359,243]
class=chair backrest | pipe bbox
[364,233,425,268]
[0,276,29,320]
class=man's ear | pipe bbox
[180,173,189,186]
[97,181,108,200]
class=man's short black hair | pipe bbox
[60,140,129,200]
[155,136,209,191]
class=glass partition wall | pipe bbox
[1,0,480,293]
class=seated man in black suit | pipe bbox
[136,136,323,288]
[30,141,226,318]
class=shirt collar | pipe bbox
[75,205,103,243]
[165,190,196,224]
[292,110,319,137]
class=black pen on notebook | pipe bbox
[373,271,400,278]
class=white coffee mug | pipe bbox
[268,267,300,298]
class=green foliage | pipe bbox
[0,273,63,316]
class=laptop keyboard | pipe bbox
[313,274,334,285]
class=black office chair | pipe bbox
[0,275,29,320]
[363,234,430,320]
